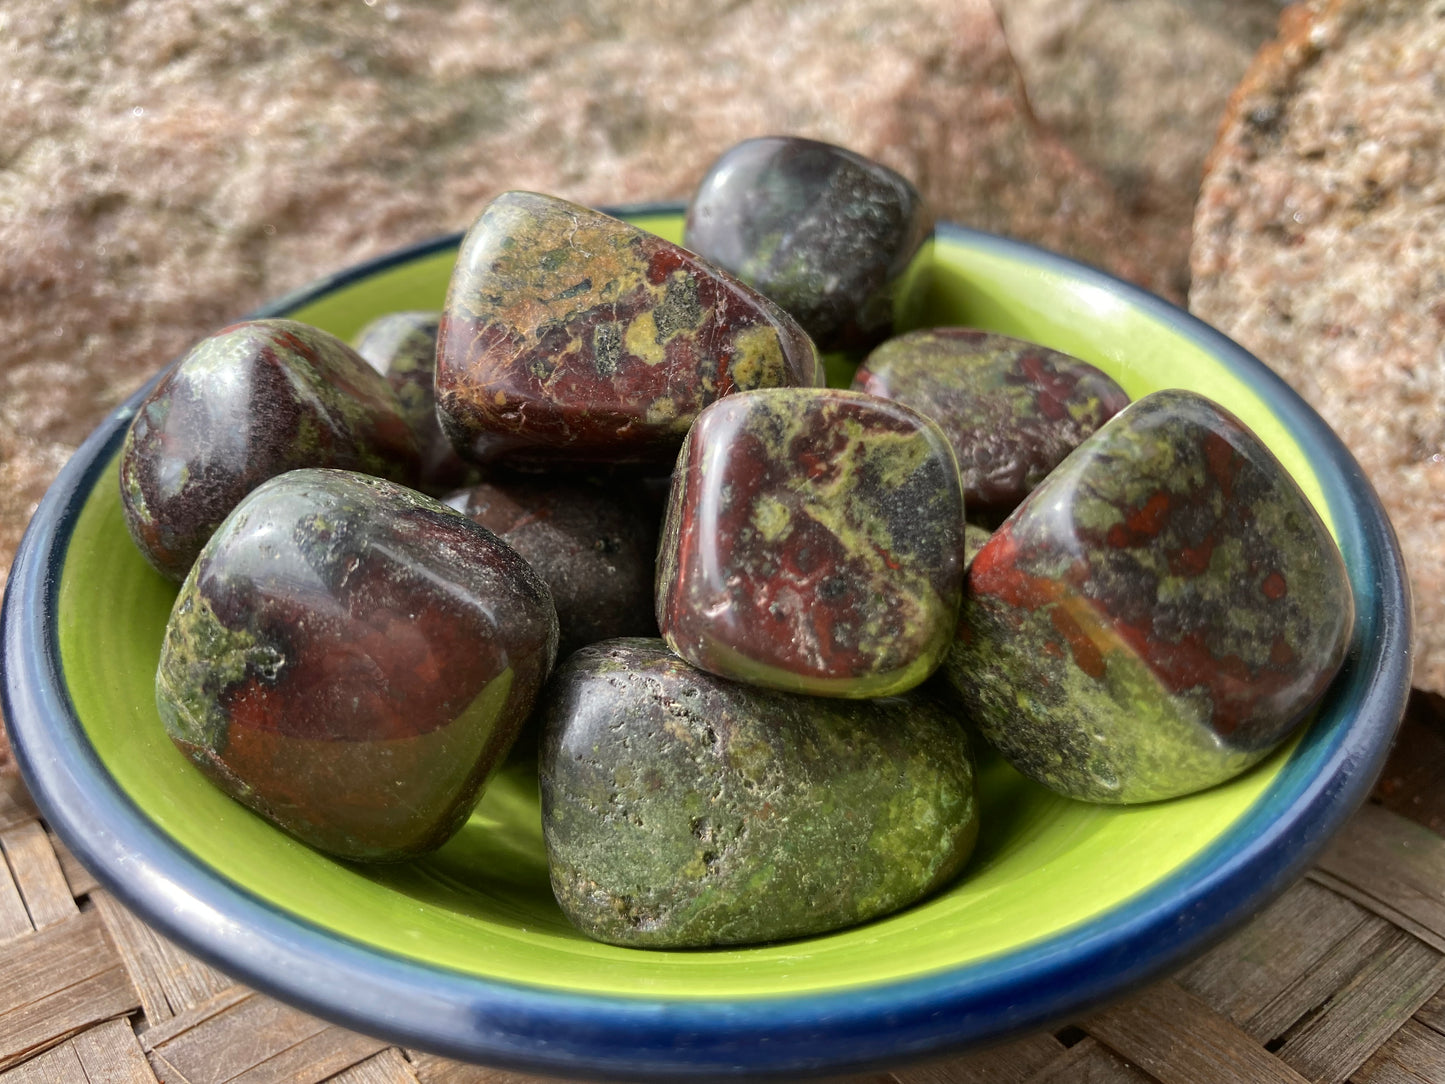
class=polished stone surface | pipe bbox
[448,471,662,660]
[156,468,558,861]
[539,638,978,948]
[946,389,1354,803]
[684,137,931,351]
[854,328,1130,525]
[657,387,964,698]
[437,191,822,469]
[119,319,421,581]
[353,310,478,496]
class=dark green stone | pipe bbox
[540,639,979,948]
[946,390,1353,803]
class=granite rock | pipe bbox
[1190,0,1445,697]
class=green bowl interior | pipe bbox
[58,211,1326,999]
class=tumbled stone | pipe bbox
[684,137,932,352]
[436,191,823,469]
[946,389,1354,803]
[119,319,422,581]
[853,328,1130,525]
[540,638,979,948]
[353,310,478,496]
[156,468,558,861]
[447,472,662,659]
[657,387,964,698]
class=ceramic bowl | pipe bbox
[0,205,1411,1081]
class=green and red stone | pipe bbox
[436,191,823,469]
[353,310,479,496]
[657,387,964,698]
[540,638,979,948]
[156,469,558,861]
[945,389,1354,803]
[447,471,663,660]
[119,319,422,581]
[853,329,1130,526]
[684,136,932,352]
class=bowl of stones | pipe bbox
[0,184,1411,1080]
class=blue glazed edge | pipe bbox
[0,209,1411,1081]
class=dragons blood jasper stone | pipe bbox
[540,638,979,948]
[155,468,558,861]
[447,472,663,659]
[436,191,822,469]
[685,136,931,352]
[854,328,1131,526]
[119,318,422,581]
[946,389,1354,804]
[657,387,964,698]
[353,310,478,496]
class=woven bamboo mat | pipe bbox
[5,695,1445,1084]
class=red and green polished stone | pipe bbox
[155,469,558,861]
[119,318,422,581]
[657,387,965,698]
[539,639,979,948]
[946,389,1353,803]
[684,136,931,352]
[853,328,1130,525]
[353,310,479,496]
[447,471,663,660]
[436,191,823,469]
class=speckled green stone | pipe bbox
[946,389,1353,803]
[540,638,979,948]
[353,310,479,496]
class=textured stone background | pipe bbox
[0,0,1289,766]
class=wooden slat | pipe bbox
[0,776,39,834]
[403,1053,584,1084]
[1313,804,1445,952]
[1351,1019,1445,1084]
[0,910,141,1072]
[0,824,77,931]
[0,1039,86,1084]
[1021,1037,1158,1083]
[1371,693,1445,836]
[70,1019,163,1084]
[892,1033,1066,1084]
[1177,878,1373,1036]
[92,891,232,1025]
[141,991,385,1084]
[46,834,98,901]
[0,851,32,945]
[327,1048,423,1084]
[1084,981,1310,1084]
[1274,930,1445,1084]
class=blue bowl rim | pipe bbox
[0,202,1412,1080]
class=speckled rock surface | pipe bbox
[540,638,978,948]
[1190,0,1445,697]
[157,468,557,861]
[658,388,964,698]
[853,328,1130,526]
[948,390,1352,803]
[993,0,1288,300]
[448,472,662,659]
[684,137,930,352]
[438,191,822,467]
[119,319,421,581]
[353,311,478,496]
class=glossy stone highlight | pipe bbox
[685,137,931,351]
[540,639,979,948]
[448,472,662,659]
[120,319,422,581]
[946,389,1353,803]
[854,329,1130,525]
[658,388,964,698]
[437,191,823,469]
[156,469,558,861]
[353,310,478,495]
